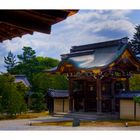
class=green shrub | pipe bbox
[29,92,46,112]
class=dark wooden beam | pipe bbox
[70,76,96,81]
[0,10,51,34]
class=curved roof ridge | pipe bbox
[70,37,128,53]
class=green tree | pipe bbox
[8,47,37,81]
[8,46,60,83]
[5,46,67,99]
[0,74,27,116]
[4,51,16,72]
[29,92,46,112]
[129,74,140,91]
[17,46,36,63]
[16,81,29,96]
[130,25,140,57]
[133,96,140,105]
[31,73,68,94]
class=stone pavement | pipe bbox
[0,116,140,130]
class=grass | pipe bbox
[16,111,50,119]
[30,120,140,127]
[80,120,140,127]
[0,111,50,120]
[31,121,72,127]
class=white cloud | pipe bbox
[86,19,135,36]
[110,10,132,19]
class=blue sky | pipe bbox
[0,10,140,72]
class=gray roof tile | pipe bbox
[14,75,31,87]
[116,91,140,99]
[48,89,68,98]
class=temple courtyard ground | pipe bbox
[0,115,140,130]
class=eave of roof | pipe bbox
[116,91,140,99]
[48,89,69,98]
[14,75,31,87]
[0,10,78,42]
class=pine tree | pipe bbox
[17,46,36,63]
[4,51,16,72]
[130,25,140,57]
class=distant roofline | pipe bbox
[14,74,31,87]
[14,74,27,77]
[70,37,129,53]
[48,89,69,98]
[61,37,129,60]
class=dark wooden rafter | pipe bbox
[0,32,10,41]
[0,22,33,40]
[27,10,71,24]
[0,10,51,34]
[0,26,30,42]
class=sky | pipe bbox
[0,10,140,72]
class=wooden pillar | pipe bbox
[111,80,115,113]
[125,77,129,91]
[69,78,73,112]
[62,99,64,112]
[96,76,102,113]
[134,101,136,120]
[83,80,87,112]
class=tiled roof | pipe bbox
[116,91,140,99]
[14,75,31,87]
[70,37,128,53]
[45,37,133,73]
[48,89,68,98]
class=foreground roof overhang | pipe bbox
[0,10,78,42]
[45,37,140,74]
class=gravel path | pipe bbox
[0,117,140,130]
